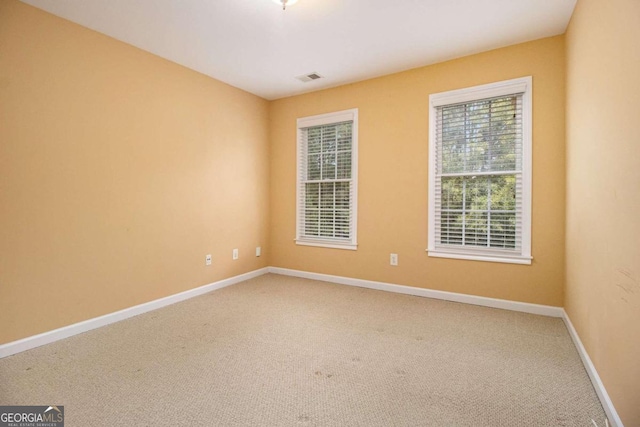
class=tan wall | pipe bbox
[565,0,640,424]
[269,37,566,306]
[0,1,270,344]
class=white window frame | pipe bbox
[428,77,532,265]
[296,108,358,250]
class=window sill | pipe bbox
[426,249,532,265]
[296,239,357,251]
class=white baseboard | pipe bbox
[268,267,564,317]
[0,267,269,359]
[0,265,623,427]
[562,311,624,427]
[269,267,621,426]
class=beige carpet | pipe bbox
[0,273,606,426]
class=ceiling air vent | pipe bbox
[296,72,323,83]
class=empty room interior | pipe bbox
[0,0,638,425]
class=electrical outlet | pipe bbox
[390,253,398,266]
[232,249,239,260]
[205,254,212,266]
[256,246,261,257]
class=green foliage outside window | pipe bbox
[438,96,520,249]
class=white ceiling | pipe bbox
[21,0,577,100]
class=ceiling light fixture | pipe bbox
[272,0,298,10]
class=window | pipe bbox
[296,109,358,250]
[428,77,532,264]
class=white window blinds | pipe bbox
[297,109,358,250]
[428,78,532,264]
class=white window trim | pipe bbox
[427,77,533,265]
[296,108,358,250]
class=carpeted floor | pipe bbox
[0,273,606,426]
